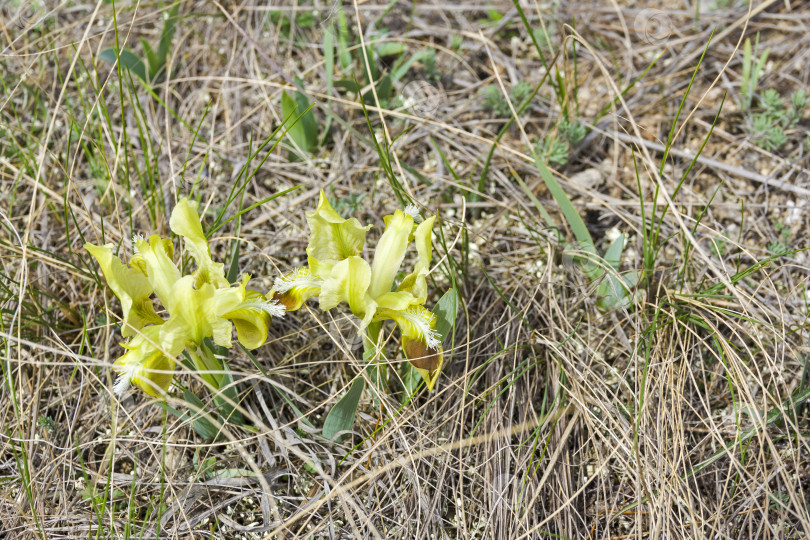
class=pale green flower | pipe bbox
[85,197,284,396]
[272,191,443,390]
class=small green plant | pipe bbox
[281,86,319,157]
[534,117,587,165]
[328,188,366,215]
[268,8,316,37]
[99,2,180,86]
[536,136,570,165]
[749,88,808,151]
[532,22,556,52]
[325,2,438,111]
[481,81,533,117]
[767,221,791,257]
[37,415,56,434]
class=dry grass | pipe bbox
[1,0,809,538]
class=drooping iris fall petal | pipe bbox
[113,325,174,397]
[271,267,323,311]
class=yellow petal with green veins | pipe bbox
[129,236,171,277]
[84,242,163,336]
[319,256,376,327]
[375,290,419,312]
[377,304,441,351]
[368,210,413,299]
[218,275,285,349]
[306,190,371,278]
[170,198,229,289]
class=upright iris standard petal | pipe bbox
[368,210,413,299]
[271,267,323,311]
[306,191,371,278]
[85,242,163,336]
[319,256,376,327]
[136,235,182,310]
[170,198,229,289]
[395,215,435,302]
[113,325,174,397]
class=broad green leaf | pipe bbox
[362,75,392,105]
[597,234,631,310]
[603,233,624,271]
[322,377,365,441]
[184,391,221,440]
[532,155,596,255]
[99,48,148,83]
[206,468,257,481]
[400,362,421,404]
[226,239,241,284]
[281,90,316,155]
[433,287,458,341]
[376,42,406,58]
[392,48,431,81]
[324,25,335,94]
[213,361,246,426]
[155,2,180,79]
[140,39,158,77]
[293,87,318,150]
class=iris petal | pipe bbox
[136,235,182,310]
[85,242,162,336]
[113,326,174,397]
[170,198,229,289]
[305,191,371,278]
[368,210,413,299]
[271,267,322,311]
[319,256,376,327]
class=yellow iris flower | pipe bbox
[272,191,443,390]
[86,198,284,396]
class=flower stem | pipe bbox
[362,321,387,390]
[188,344,222,389]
